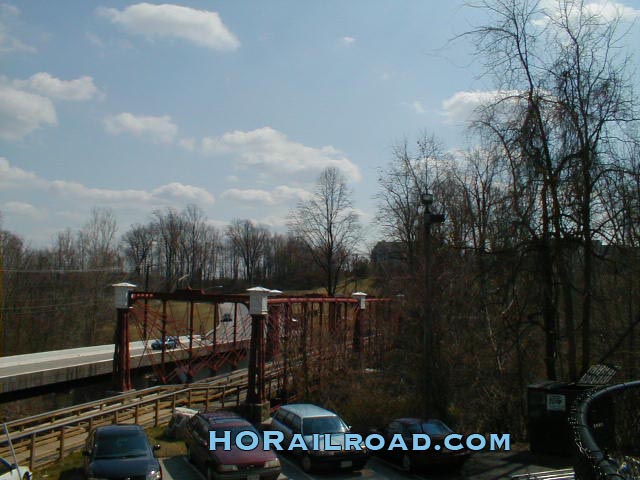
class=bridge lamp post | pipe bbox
[112,282,137,392]
[421,190,444,415]
[351,292,367,354]
[246,286,282,423]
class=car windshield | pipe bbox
[302,416,348,435]
[94,433,149,459]
[408,420,452,436]
[211,425,261,447]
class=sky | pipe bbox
[1,1,639,249]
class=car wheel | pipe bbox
[401,453,412,472]
[206,465,214,480]
[187,446,195,463]
[301,454,313,472]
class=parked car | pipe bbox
[83,424,162,480]
[375,418,470,471]
[270,403,369,472]
[184,411,281,480]
[151,336,179,350]
[166,407,198,440]
[0,457,31,480]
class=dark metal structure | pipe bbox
[115,289,397,405]
[570,380,640,480]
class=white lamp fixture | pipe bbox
[113,282,137,309]
[247,287,282,315]
[352,291,367,310]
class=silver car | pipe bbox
[270,403,369,472]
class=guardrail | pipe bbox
[570,380,640,480]
[0,366,284,471]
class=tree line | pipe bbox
[373,0,640,434]
[0,167,365,356]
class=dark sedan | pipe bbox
[184,411,281,480]
[84,424,162,480]
[376,418,470,471]
[151,336,179,350]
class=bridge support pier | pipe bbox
[245,287,281,423]
[112,283,136,392]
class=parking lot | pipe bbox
[160,445,573,480]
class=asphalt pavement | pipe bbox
[160,446,573,480]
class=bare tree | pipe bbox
[226,219,269,284]
[289,167,361,296]
[122,224,155,276]
[467,0,638,378]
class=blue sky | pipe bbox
[1,1,639,248]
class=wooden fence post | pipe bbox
[29,433,36,471]
[59,427,66,460]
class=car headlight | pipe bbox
[264,458,280,468]
[146,469,162,480]
[217,464,239,472]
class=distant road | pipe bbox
[0,340,157,379]
[0,307,253,392]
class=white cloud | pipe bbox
[222,188,274,204]
[221,185,311,206]
[0,157,214,206]
[14,72,100,101]
[341,36,356,45]
[104,112,178,143]
[0,83,57,140]
[534,0,640,26]
[0,4,36,54]
[441,90,521,124]
[152,182,214,204]
[2,201,41,218]
[0,157,45,188]
[201,127,362,182]
[98,3,240,51]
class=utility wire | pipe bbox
[0,267,124,273]
[0,300,103,313]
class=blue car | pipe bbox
[151,336,179,350]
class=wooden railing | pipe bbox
[0,366,284,471]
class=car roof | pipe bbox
[393,418,445,425]
[96,424,145,436]
[199,411,245,424]
[277,403,336,417]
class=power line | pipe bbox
[0,300,95,313]
[1,267,125,273]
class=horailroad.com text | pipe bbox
[210,431,510,452]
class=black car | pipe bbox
[84,424,162,480]
[375,418,470,471]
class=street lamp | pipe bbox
[421,188,444,416]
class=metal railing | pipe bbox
[570,380,640,480]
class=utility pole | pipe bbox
[421,189,444,415]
